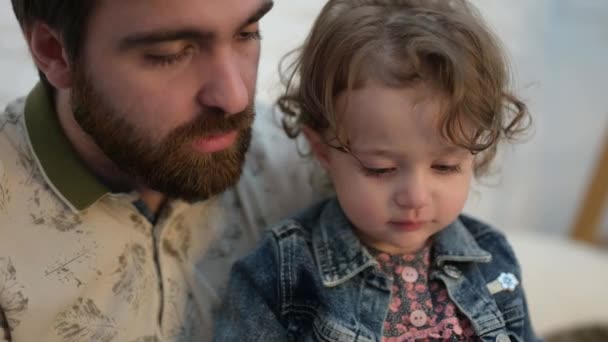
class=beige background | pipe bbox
[1,0,607,336]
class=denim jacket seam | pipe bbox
[270,219,305,239]
[472,228,505,241]
[313,321,354,342]
[287,234,295,314]
[322,262,377,287]
[477,321,507,336]
[434,254,492,266]
[277,231,292,316]
[501,305,525,323]
[468,307,507,336]
[477,312,505,327]
[282,305,319,324]
[313,318,375,342]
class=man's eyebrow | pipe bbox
[117,1,273,51]
[118,29,214,51]
[242,1,274,27]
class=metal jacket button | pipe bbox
[496,333,511,342]
[443,264,462,278]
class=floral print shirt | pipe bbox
[370,243,478,341]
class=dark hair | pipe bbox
[278,0,531,176]
[11,0,97,90]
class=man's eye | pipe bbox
[432,164,461,174]
[238,30,262,41]
[362,167,396,177]
[145,47,194,67]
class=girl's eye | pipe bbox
[432,164,461,174]
[362,167,397,177]
[145,47,194,67]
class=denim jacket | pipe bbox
[214,198,541,342]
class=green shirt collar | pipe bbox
[24,83,109,212]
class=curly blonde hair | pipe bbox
[277,0,530,176]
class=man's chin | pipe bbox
[140,150,248,202]
[104,126,252,202]
[146,173,242,202]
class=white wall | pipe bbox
[2,1,607,237]
[0,2,38,107]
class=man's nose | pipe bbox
[197,48,250,116]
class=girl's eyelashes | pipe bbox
[360,166,397,177]
[359,164,462,177]
[432,164,461,174]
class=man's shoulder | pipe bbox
[0,98,27,139]
[0,98,39,191]
[0,98,72,232]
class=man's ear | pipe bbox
[26,22,74,89]
[302,126,331,171]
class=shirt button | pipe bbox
[496,333,511,342]
[409,310,428,327]
[401,266,419,283]
[443,264,462,279]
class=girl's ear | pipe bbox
[302,126,331,170]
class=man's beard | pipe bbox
[70,70,254,202]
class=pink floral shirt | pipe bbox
[370,243,478,341]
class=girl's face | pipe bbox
[308,82,475,254]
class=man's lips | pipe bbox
[192,130,238,153]
[388,220,429,232]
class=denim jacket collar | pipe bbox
[311,198,491,287]
[432,218,493,266]
[312,199,377,287]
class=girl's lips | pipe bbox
[192,131,238,153]
[388,220,428,232]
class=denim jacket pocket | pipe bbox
[307,312,376,342]
[506,332,524,342]
[502,303,525,324]
[495,294,527,339]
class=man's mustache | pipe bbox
[171,105,256,141]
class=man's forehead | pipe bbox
[92,0,273,37]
